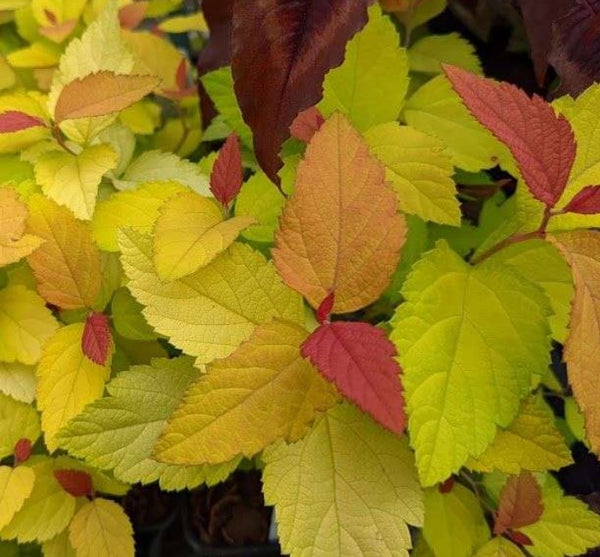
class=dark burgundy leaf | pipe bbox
[14,438,32,464]
[316,292,335,325]
[82,312,112,366]
[210,133,243,207]
[290,106,325,143]
[231,0,372,183]
[438,477,455,494]
[0,111,45,134]
[563,185,600,214]
[54,469,93,498]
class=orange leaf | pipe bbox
[119,1,149,29]
[54,71,160,122]
[273,113,406,313]
[494,471,543,535]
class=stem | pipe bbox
[52,123,76,155]
[459,470,497,516]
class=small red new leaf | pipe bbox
[0,111,45,134]
[443,64,576,208]
[494,471,544,536]
[301,321,406,434]
[507,530,534,546]
[118,1,148,30]
[54,469,93,498]
[290,107,325,143]
[82,312,112,366]
[438,477,455,494]
[563,185,600,215]
[210,133,243,208]
[316,292,335,325]
[14,438,32,464]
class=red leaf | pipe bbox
[301,321,406,434]
[563,185,600,214]
[14,439,32,464]
[53,469,93,498]
[443,64,576,208]
[118,1,148,30]
[316,292,335,325]
[210,133,243,207]
[438,477,455,494]
[507,530,534,546]
[494,471,544,536]
[231,0,371,183]
[0,111,45,134]
[82,312,112,366]
[290,106,325,143]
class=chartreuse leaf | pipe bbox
[26,195,102,310]
[364,122,459,225]
[0,394,40,459]
[119,229,304,364]
[262,403,423,557]
[34,144,118,220]
[0,458,76,543]
[68,499,134,557]
[0,285,58,365]
[158,12,207,33]
[474,537,525,557]
[384,0,446,33]
[155,321,338,465]
[468,395,572,474]
[0,362,36,403]
[0,467,35,530]
[37,323,112,452]
[422,484,489,557]
[42,528,76,557]
[92,181,185,251]
[319,4,409,131]
[391,241,552,486]
[153,191,255,281]
[409,33,482,75]
[57,357,240,490]
[110,288,155,342]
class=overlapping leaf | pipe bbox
[494,472,544,535]
[0,394,41,459]
[0,467,34,530]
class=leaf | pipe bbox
[110,288,155,342]
[319,4,409,132]
[68,499,134,557]
[155,320,338,465]
[548,230,600,454]
[474,537,526,557]
[0,467,34,530]
[0,188,43,267]
[563,185,600,214]
[495,472,543,535]
[37,323,112,452]
[210,133,243,207]
[42,529,76,557]
[443,65,576,207]
[58,357,239,490]
[82,312,112,366]
[273,113,406,313]
[390,241,552,485]
[26,195,102,310]
[13,439,32,464]
[409,33,482,75]
[119,229,304,364]
[0,93,49,154]
[158,12,207,33]
[468,395,572,474]
[364,122,460,225]
[118,2,148,29]
[196,0,233,76]
[53,470,93,498]
[422,484,489,557]
[386,0,447,33]
[0,362,36,403]
[301,321,405,434]
[0,394,41,460]
[54,72,159,122]
[0,458,76,543]
[289,106,324,143]
[34,144,118,220]
[262,403,423,557]
[153,191,254,281]
[0,112,45,133]
[0,286,58,365]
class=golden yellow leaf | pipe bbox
[273,113,406,313]
[0,466,34,529]
[153,191,255,281]
[158,12,207,33]
[26,195,102,309]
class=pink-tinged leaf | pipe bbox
[82,312,112,366]
[563,185,600,214]
[507,530,534,546]
[316,292,335,325]
[231,0,372,183]
[438,477,455,494]
[301,321,406,434]
[290,106,325,143]
[118,1,148,30]
[0,111,45,133]
[210,133,243,207]
[494,471,543,535]
[53,470,93,498]
[443,64,576,208]
[38,19,78,43]
[14,439,32,464]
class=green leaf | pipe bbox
[110,287,155,341]
[0,393,40,459]
[409,33,482,75]
[319,4,409,131]
[57,357,240,490]
[473,537,525,557]
[391,241,552,485]
[262,403,423,557]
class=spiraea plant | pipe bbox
[0,0,600,556]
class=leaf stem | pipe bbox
[52,123,76,155]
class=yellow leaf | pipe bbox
[119,229,304,365]
[0,56,16,91]
[158,12,207,33]
[119,100,161,135]
[0,466,34,530]
[7,42,61,68]
[273,113,407,313]
[0,187,43,266]
[26,195,102,309]
[92,181,185,251]
[474,537,525,557]
[0,285,58,364]
[37,323,112,452]
[155,320,339,465]
[68,499,134,557]
[34,143,118,220]
[0,393,41,459]
[31,0,87,25]
[153,191,255,281]
[0,362,36,403]
[55,72,160,123]
[0,93,49,154]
